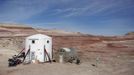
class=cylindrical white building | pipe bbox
[25,34,52,63]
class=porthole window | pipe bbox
[47,40,49,43]
[32,40,35,44]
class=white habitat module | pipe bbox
[25,34,52,63]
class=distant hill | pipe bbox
[0,23,32,28]
[125,32,134,36]
[0,23,134,39]
[0,23,37,37]
[0,23,86,37]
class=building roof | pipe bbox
[27,34,51,39]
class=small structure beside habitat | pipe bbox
[59,48,80,65]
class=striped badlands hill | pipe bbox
[0,23,85,37]
[0,23,38,37]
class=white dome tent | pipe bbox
[25,34,52,63]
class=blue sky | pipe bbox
[0,0,134,35]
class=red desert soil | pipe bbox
[0,40,134,75]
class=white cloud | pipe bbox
[52,0,134,17]
[0,0,133,22]
[0,0,48,22]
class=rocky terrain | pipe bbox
[0,23,134,75]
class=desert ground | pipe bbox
[0,24,134,75]
[0,40,134,75]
